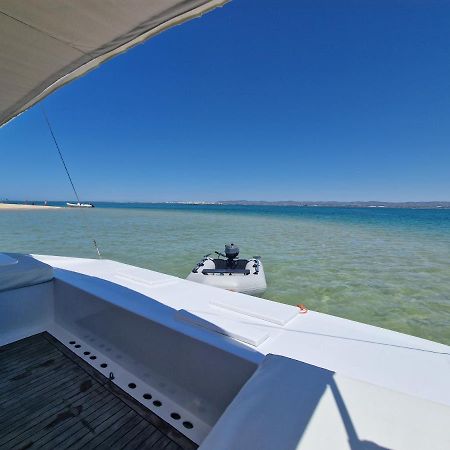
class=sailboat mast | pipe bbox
[41,107,81,204]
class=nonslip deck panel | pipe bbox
[0,332,197,450]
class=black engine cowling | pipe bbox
[225,243,239,260]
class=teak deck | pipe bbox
[0,332,197,450]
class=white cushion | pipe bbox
[0,253,53,292]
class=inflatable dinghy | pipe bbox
[187,243,267,296]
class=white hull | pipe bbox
[66,202,94,208]
[1,253,449,449]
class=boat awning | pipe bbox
[0,0,228,127]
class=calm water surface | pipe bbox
[1,204,449,345]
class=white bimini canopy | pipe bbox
[0,0,228,126]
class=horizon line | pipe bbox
[3,199,450,205]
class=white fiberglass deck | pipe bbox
[34,254,450,408]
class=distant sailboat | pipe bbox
[40,110,95,210]
[66,202,94,208]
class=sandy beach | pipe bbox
[0,203,61,210]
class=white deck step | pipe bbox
[210,295,298,326]
[176,309,270,347]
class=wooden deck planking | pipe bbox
[92,413,146,449]
[0,369,91,419]
[0,336,48,359]
[74,408,146,449]
[33,397,128,448]
[128,429,171,450]
[0,357,72,395]
[0,363,89,409]
[79,409,138,448]
[0,347,63,379]
[0,332,197,450]
[0,376,96,436]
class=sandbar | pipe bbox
[0,203,61,210]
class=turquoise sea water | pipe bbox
[1,204,449,345]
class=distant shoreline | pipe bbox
[160,200,450,209]
[2,200,449,209]
[211,200,450,209]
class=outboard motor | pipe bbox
[225,243,239,269]
[225,243,239,260]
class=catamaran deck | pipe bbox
[0,332,197,450]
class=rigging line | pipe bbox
[41,107,80,204]
[41,106,102,258]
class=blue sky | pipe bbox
[1,0,449,202]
